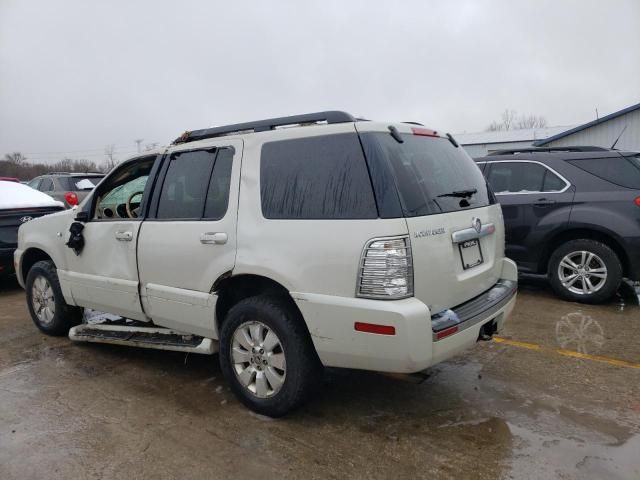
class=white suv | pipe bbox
[15,111,517,416]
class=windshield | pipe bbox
[360,132,492,216]
[64,176,103,191]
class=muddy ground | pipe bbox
[1,277,639,479]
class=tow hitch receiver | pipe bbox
[478,319,498,341]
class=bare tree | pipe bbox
[486,109,548,131]
[516,114,548,129]
[104,144,118,172]
[4,152,27,165]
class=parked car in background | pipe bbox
[15,111,517,416]
[475,146,640,304]
[27,172,105,208]
[0,177,20,182]
[0,181,64,278]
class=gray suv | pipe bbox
[27,172,104,208]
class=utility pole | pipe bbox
[135,138,144,153]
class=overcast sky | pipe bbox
[1,0,639,165]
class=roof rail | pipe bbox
[174,110,357,144]
[487,146,610,156]
[46,171,105,175]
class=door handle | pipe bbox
[115,231,133,241]
[533,198,556,207]
[200,232,228,245]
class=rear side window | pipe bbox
[204,148,233,220]
[260,133,377,219]
[157,150,216,219]
[568,156,640,189]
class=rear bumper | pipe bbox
[0,247,15,276]
[294,258,518,374]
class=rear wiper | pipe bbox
[437,188,477,198]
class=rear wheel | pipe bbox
[548,239,622,304]
[219,295,321,417]
[26,260,83,335]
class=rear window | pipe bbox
[568,156,640,189]
[63,176,103,191]
[360,132,491,217]
[260,133,377,219]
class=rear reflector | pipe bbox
[411,127,439,137]
[354,322,396,335]
[435,325,459,340]
[634,196,640,207]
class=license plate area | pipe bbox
[459,239,483,269]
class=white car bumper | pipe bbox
[293,258,518,374]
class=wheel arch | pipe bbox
[21,248,54,283]
[213,273,309,338]
[540,227,629,275]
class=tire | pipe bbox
[548,239,622,304]
[26,260,84,336]
[219,295,321,417]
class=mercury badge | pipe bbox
[19,216,33,223]
[472,217,482,234]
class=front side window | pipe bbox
[260,133,377,219]
[28,177,42,189]
[95,157,154,219]
[39,178,54,192]
[486,162,565,194]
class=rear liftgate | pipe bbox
[69,318,217,354]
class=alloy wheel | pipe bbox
[31,275,56,326]
[231,321,286,398]
[557,250,607,295]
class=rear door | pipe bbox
[137,140,242,337]
[484,160,574,271]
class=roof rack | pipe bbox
[487,146,610,156]
[174,110,357,144]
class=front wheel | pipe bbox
[548,239,622,304]
[219,295,321,417]
[26,260,83,335]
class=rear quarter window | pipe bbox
[568,156,640,189]
[260,133,377,219]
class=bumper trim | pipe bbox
[431,279,517,341]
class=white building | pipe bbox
[455,126,573,157]
[534,102,640,152]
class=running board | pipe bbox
[69,324,218,354]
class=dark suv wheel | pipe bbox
[548,239,622,304]
[218,295,321,417]
[26,260,84,335]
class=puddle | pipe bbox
[555,312,605,355]
[507,423,640,479]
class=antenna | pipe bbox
[610,125,627,150]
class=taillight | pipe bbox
[64,191,79,206]
[635,196,640,207]
[357,236,413,299]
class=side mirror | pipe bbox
[75,211,89,222]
